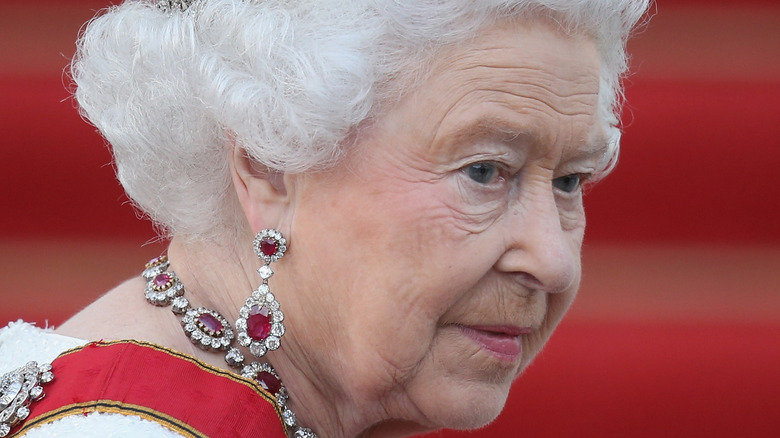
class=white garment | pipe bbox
[0,321,183,437]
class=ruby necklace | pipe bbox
[142,255,316,438]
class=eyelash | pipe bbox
[464,162,589,194]
[553,174,584,194]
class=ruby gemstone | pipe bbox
[198,313,224,335]
[145,255,166,268]
[256,371,282,395]
[153,273,171,289]
[260,238,277,257]
[247,305,271,340]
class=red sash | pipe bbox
[16,340,287,438]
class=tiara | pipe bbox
[157,0,197,12]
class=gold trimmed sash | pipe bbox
[16,340,286,437]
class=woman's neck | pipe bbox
[166,236,255,325]
[57,235,428,438]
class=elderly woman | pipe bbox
[0,0,649,436]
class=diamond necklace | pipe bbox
[142,255,316,438]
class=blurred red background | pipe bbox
[1,0,779,437]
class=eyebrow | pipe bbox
[442,116,535,150]
[571,141,610,161]
[442,114,610,161]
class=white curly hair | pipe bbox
[72,0,650,239]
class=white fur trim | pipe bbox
[0,321,86,373]
[1,322,183,437]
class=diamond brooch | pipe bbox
[0,362,53,437]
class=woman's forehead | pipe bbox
[377,20,604,161]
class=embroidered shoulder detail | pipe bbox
[0,361,54,437]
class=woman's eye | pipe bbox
[465,162,498,184]
[553,174,582,193]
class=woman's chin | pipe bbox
[408,378,512,431]
[437,394,508,430]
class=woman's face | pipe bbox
[279,19,604,433]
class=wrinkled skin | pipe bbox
[262,18,608,437]
[53,15,608,438]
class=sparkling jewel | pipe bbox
[171,296,189,314]
[181,308,234,351]
[241,364,255,377]
[266,335,280,350]
[295,428,316,438]
[283,409,297,427]
[271,323,285,337]
[250,342,267,357]
[225,348,244,367]
[197,313,224,335]
[153,273,173,289]
[256,371,282,394]
[1,380,22,406]
[0,362,52,438]
[247,305,271,340]
[29,386,43,400]
[15,406,29,421]
[157,0,198,14]
[260,238,278,256]
[276,388,288,406]
[145,255,166,268]
[253,229,287,262]
[142,255,169,280]
[258,265,274,280]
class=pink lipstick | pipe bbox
[458,325,531,361]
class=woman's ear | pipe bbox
[227,139,289,234]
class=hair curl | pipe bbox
[72,0,650,239]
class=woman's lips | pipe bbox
[458,325,531,361]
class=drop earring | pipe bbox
[235,229,288,358]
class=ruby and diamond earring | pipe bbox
[141,229,316,437]
[235,229,288,359]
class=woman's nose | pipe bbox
[494,186,579,294]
